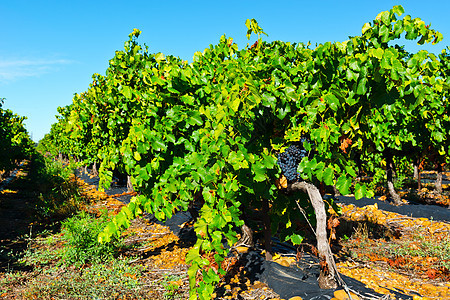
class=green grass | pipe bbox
[60,210,123,266]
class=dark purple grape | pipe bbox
[277,144,307,183]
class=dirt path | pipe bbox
[0,162,39,268]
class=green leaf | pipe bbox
[284,87,297,101]
[346,68,359,82]
[187,111,203,126]
[362,23,372,35]
[336,176,351,195]
[354,182,366,200]
[432,130,444,142]
[116,211,130,229]
[369,48,384,59]
[392,5,404,16]
[345,165,357,178]
[289,233,303,245]
[349,59,361,72]
[166,134,176,144]
[245,19,252,39]
[380,11,391,26]
[319,125,330,140]
[323,167,334,186]
[152,139,166,151]
[314,161,325,181]
[306,157,318,171]
[167,86,180,94]
[261,93,277,108]
[214,123,225,140]
[133,151,141,161]
[98,222,118,243]
[356,77,368,95]
[365,188,375,199]
[252,162,266,182]
[122,86,132,99]
[139,167,149,181]
[230,97,240,112]
[379,25,390,42]
[324,94,340,111]
[181,95,195,105]
[154,52,165,63]
[277,104,291,119]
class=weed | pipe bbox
[28,153,89,220]
[21,244,63,267]
[393,173,406,191]
[60,210,123,266]
[384,231,450,265]
[0,270,28,292]
[161,274,185,299]
[353,223,369,241]
[369,168,385,193]
[342,222,450,278]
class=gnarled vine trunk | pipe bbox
[435,163,443,194]
[418,170,422,191]
[289,181,338,289]
[127,175,134,193]
[414,157,422,190]
[91,161,99,177]
[261,197,273,260]
[332,185,341,197]
[385,150,402,205]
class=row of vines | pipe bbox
[37,6,449,299]
[0,98,34,179]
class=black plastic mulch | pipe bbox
[256,257,411,299]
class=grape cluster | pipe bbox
[277,145,306,182]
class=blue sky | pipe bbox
[1,0,448,142]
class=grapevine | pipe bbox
[38,6,449,299]
[0,98,34,177]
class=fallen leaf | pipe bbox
[333,289,360,300]
[426,269,438,279]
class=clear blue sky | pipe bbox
[1,0,448,142]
